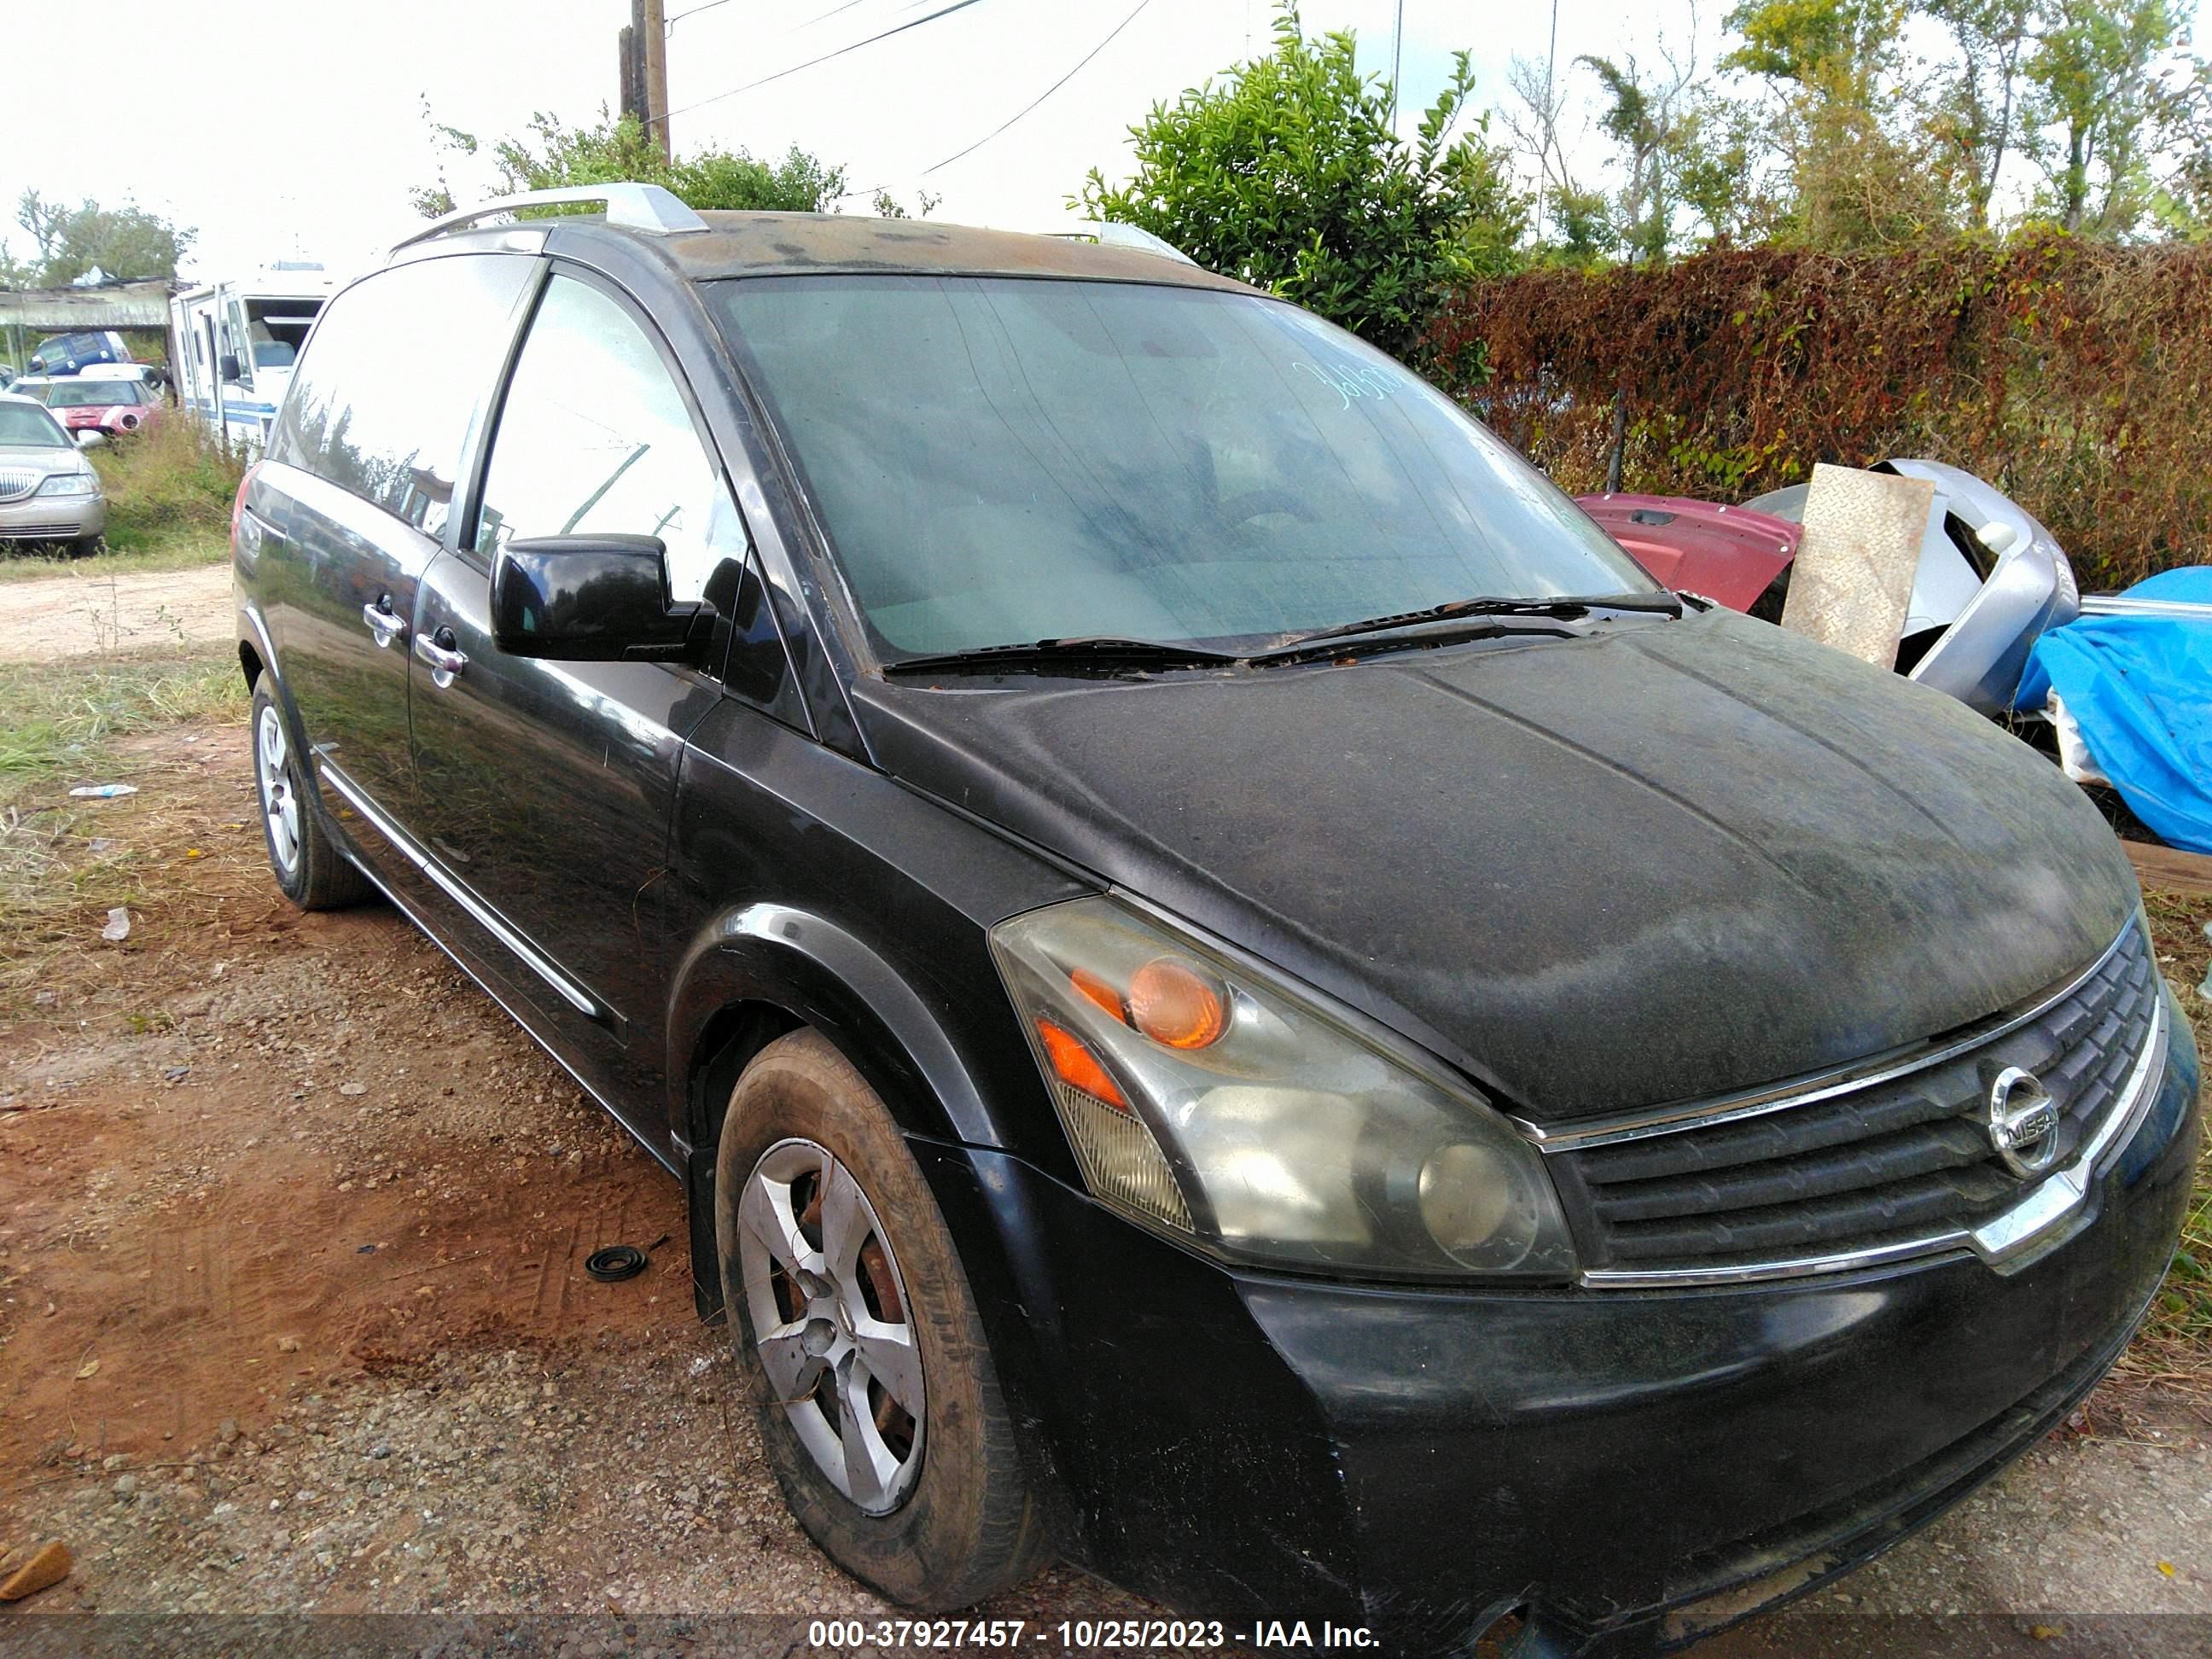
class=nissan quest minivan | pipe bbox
[231,186,2200,1656]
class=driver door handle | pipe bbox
[361,598,406,648]
[415,627,468,688]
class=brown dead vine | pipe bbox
[1431,236,2212,592]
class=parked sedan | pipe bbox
[232,189,2198,1657]
[0,394,106,554]
[26,372,160,439]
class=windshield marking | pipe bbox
[1291,358,1395,410]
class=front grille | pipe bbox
[1552,923,2158,1279]
[0,468,44,503]
[0,521,84,539]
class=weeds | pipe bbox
[0,645,247,1012]
[0,647,243,785]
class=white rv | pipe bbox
[169,263,341,450]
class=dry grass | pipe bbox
[0,529,229,585]
[0,644,247,1015]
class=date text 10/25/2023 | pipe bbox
[806,1619,1380,1649]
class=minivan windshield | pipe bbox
[713,276,1658,661]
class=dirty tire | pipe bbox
[717,1028,1050,1609]
[249,673,370,911]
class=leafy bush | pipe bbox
[485,112,848,212]
[1429,235,2212,589]
[1079,3,1524,362]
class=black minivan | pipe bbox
[234,186,2199,1656]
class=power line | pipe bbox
[654,0,990,126]
[664,0,735,28]
[921,0,1157,178]
[791,0,879,31]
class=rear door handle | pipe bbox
[362,598,406,649]
[415,627,468,689]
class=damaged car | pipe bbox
[1580,459,2081,716]
[234,187,2201,1656]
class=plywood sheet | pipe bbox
[1780,463,1934,667]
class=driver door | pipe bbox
[406,268,747,1131]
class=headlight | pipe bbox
[36,473,96,498]
[992,895,1576,1280]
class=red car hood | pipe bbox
[1577,493,1798,612]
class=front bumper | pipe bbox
[0,490,104,543]
[922,987,2200,1656]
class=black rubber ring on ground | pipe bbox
[585,1244,649,1283]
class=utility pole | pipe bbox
[619,20,642,128]
[1388,1,1405,132]
[642,0,672,162]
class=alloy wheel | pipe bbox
[737,1137,926,1515]
[255,703,302,877]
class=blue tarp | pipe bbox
[2016,568,2212,854]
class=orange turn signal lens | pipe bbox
[1127,958,1229,1050]
[1069,967,1126,1021]
[1036,1018,1131,1112]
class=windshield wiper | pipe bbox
[1279,591,1683,651]
[882,637,1242,677]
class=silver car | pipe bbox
[0,393,106,554]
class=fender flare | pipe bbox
[236,600,314,762]
[665,900,999,1155]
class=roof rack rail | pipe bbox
[1022,218,1198,267]
[390,183,708,259]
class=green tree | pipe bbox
[2023,0,2180,234]
[490,110,850,212]
[1922,0,2036,228]
[1723,0,1955,246]
[1725,0,1902,92]
[1577,43,1707,263]
[13,191,194,285]
[410,108,927,220]
[1077,3,1525,360]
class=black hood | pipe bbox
[853,608,2138,1121]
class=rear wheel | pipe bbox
[249,674,370,911]
[716,1029,1049,1607]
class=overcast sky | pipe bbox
[2,1,1735,283]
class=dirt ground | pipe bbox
[1,628,2209,1653]
[0,565,232,663]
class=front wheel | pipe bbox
[716,1029,1050,1608]
[249,674,370,911]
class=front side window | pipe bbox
[271,254,535,539]
[475,274,745,604]
[714,276,1655,660]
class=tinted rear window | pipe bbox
[271,255,533,538]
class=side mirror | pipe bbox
[1976,521,2019,556]
[219,352,242,382]
[73,429,106,450]
[491,533,714,662]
